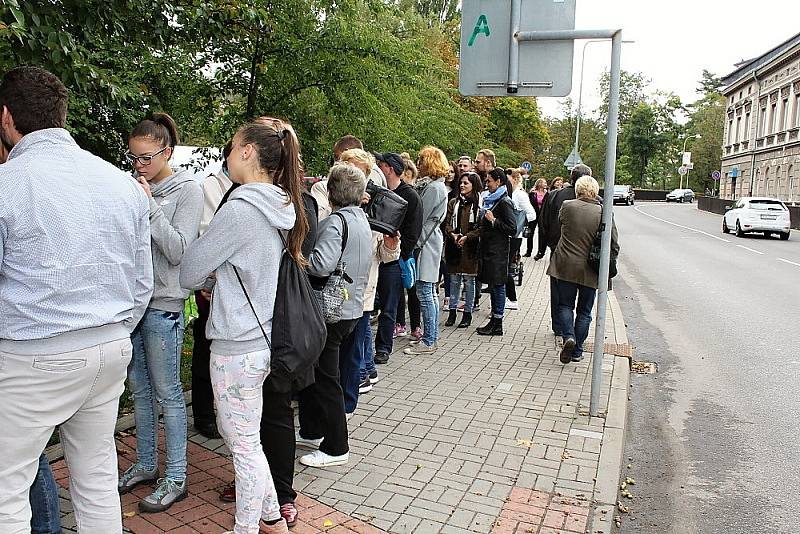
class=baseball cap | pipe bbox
[374,152,405,176]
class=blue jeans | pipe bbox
[375,262,401,355]
[129,308,188,480]
[554,279,597,357]
[549,276,562,334]
[449,274,476,313]
[416,281,439,347]
[30,453,60,534]
[339,312,370,413]
[489,283,506,319]
[359,316,376,382]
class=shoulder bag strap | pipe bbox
[332,211,349,260]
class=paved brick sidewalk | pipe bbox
[52,257,629,534]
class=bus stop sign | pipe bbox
[459,0,576,97]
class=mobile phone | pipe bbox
[202,277,216,291]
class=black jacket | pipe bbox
[477,194,517,285]
[538,185,576,255]
[393,181,423,260]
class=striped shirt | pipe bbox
[0,128,153,344]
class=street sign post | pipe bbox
[712,170,721,180]
[564,147,582,169]
[459,0,576,97]
[678,165,688,176]
[521,161,532,172]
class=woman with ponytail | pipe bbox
[180,117,307,534]
[120,112,203,512]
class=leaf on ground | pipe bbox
[323,519,334,527]
[515,439,533,447]
[123,511,136,518]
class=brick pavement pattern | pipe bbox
[52,257,627,533]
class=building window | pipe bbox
[770,102,777,134]
[794,93,800,127]
[744,112,751,140]
[759,106,767,136]
[780,98,789,131]
[789,165,796,202]
[728,120,734,144]
[775,166,781,198]
[735,117,741,142]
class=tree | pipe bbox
[487,97,549,163]
[598,70,649,126]
[623,103,660,187]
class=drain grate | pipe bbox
[631,360,657,374]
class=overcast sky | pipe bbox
[535,0,800,119]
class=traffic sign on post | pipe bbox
[712,170,721,181]
[520,161,532,172]
[459,0,576,97]
[678,165,688,176]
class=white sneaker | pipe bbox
[345,412,353,421]
[295,435,323,449]
[505,299,519,310]
[299,450,349,468]
[403,343,437,355]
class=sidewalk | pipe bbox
[51,257,631,534]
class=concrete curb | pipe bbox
[589,292,631,534]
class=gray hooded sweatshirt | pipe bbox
[179,183,295,355]
[148,169,204,312]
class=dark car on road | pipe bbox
[613,185,635,205]
[666,188,695,203]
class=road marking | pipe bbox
[736,245,764,255]
[778,257,800,268]
[633,206,730,242]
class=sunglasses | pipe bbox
[125,146,168,165]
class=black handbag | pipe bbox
[363,181,408,235]
[234,232,326,392]
[588,218,618,278]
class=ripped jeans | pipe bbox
[211,349,280,534]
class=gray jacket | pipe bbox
[308,206,372,321]
[148,169,203,312]
[416,178,448,283]
[180,183,295,355]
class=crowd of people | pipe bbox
[0,66,619,534]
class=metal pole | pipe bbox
[573,42,593,167]
[589,30,622,417]
[506,0,521,94]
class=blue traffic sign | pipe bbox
[521,161,532,172]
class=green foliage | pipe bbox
[487,97,549,164]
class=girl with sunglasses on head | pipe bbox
[181,117,307,534]
[119,112,204,512]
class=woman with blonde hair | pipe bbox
[404,146,449,355]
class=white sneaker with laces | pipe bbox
[299,449,349,468]
[295,435,323,449]
[505,299,519,310]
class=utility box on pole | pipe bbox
[459,0,576,97]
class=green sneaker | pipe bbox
[138,478,188,513]
[118,463,158,495]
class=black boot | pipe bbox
[490,318,504,336]
[476,318,496,335]
[444,309,458,327]
[457,312,472,328]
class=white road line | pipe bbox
[633,206,730,243]
[778,257,800,268]
[736,244,764,255]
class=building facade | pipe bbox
[719,32,800,203]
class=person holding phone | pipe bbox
[118,113,204,513]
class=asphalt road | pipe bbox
[611,202,800,534]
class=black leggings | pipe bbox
[396,286,421,330]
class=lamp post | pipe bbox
[571,39,634,169]
[681,133,701,189]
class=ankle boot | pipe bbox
[457,312,472,328]
[476,318,496,335]
[490,318,504,335]
[444,309,458,327]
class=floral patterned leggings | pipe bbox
[211,349,280,534]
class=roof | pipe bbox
[722,31,800,90]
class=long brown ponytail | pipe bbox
[130,112,179,148]
[236,117,308,265]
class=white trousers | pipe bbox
[0,338,131,534]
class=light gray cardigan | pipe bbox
[416,178,448,283]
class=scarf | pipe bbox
[479,185,507,218]
[451,195,477,232]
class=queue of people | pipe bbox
[0,66,619,534]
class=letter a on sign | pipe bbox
[468,14,490,46]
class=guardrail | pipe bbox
[698,196,800,229]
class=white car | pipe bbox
[722,197,791,240]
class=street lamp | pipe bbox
[681,133,701,189]
[571,39,634,169]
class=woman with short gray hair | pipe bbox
[297,163,372,469]
[547,175,619,364]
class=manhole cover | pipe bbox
[631,360,657,374]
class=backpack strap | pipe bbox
[233,266,272,351]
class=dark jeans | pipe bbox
[339,312,370,414]
[440,260,450,298]
[506,238,522,301]
[524,221,538,254]
[260,388,295,505]
[298,318,358,456]
[375,262,401,355]
[396,286,420,330]
[489,283,506,319]
[191,292,215,425]
[30,453,61,534]
[553,278,597,357]
[549,275,561,335]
